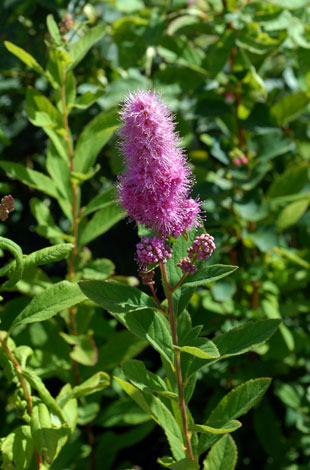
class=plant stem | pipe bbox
[61,68,97,470]
[0,335,43,468]
[160,263,194,461]
[149,284,168,316]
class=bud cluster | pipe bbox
[0,195,14,222]
[188,233,216,261]
[136,236,172,271]
[177,233,216,275]
[59,14,73,34]
[177,257,197,274]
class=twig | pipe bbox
[160,263,195,461]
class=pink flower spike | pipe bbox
[117,90,201,238]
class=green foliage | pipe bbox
[0,0,309,468]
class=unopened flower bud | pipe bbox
[188,233,216,261]
[177,257,197,274]
[59,14,73,34]
[0,195,14,221]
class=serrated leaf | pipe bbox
[4,41,44,74]
[74,109,119,173]
[68,23,106,70]
[203,435,238,470]
[189,420,241,435]
[81,258,115,280]
[213,319,281,358]
[183,265,238,288]
[23,244,73,270]
[10,281,86,331]
[122,359,177,399]
[72,371,110,398]
[198,378,271,455]
[79,203,124,246]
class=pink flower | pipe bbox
[117,90,201,238]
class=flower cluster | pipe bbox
[136,236,172,271]
[188,233,216,261]
[0,195,14,222]
[177,257,198,275]
[117,90,201,238]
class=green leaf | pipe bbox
[0,426,33,470]
[82,187,115,217]
[31,403,58,464]
[79,280,158,314]
[72,371,110,398]
[213,319,281,358]
[98,330,147,370]
[74,108,119,173]
[267,163,308,198]
[47,14,62,46]
[96,397,150,427]
[46,144,73,208]
[79,203,124,246]
[177,337,219,360]
[204,30,236,78]
[277,198,309,231]
[122,359,177,399]
[68,23,106,70]
[0,161,59,199]
[203,435,238,470]
[23,244,73,270]
[183,265,238,288]
[271,92,309,125]
[23,370,65,420]
[115,377,186,461]
[30,198,67,242]
[81,258,115,280]
[74,90,105,109]
[4,41,44,74]
[0,236,24,288]
[198,379,271,455]
[169,459,200,470]
[60,330,98,366]
[189,420,241,435]
[26,87,63,130]
[10,281,86,331]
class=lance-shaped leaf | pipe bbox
[122,360,177,399]
[74,108,119,174]
[169,459,200,470]
[10,281,86,331]
[82,187,115,218]
[4,41,44,75]
[183,265,238,288]
[198,378,271,455]
[23,244,74,269]
[212,319,281,358]
[79,280,158,314]
[79,203,124,246]
[26,87,63,130]
[115,377,186,461]
[0,161,59,199]
[189,420,241,435]
[68,23,106,70]
[203,435,237,470]
[176,337,219,360]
